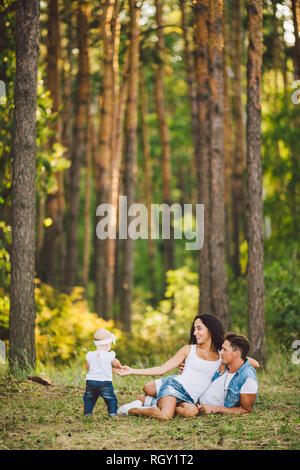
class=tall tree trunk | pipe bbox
[140,67,156,300]
[180,0,199,160]
[291,0,300,78]
[65,1,90,291]
[111,53,131,306]
[271,0,281,164]
[83,105,93,288]
[103,0,122,319]
[9,0,40,371]
[223,0,233,266]
[194,0,212,314]
[208,0,230,330]
[40,0,64,288]
[120,0,140,332]
[231,0,245,277]
[61,0,74,203]
[154,0,174,278]
[246,0,266,364]
[94,0,117,318]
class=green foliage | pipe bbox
[0,221,11,291]
[227,268,248,335]
[0,13,70,210]
[0,0,16,11]
[0,291,9,341]
[263,83,300,248]
[35,284,121,365]
[227,256,300,350]
[265,260,300,347]
[0,283,122,365]
[115,267,199,365]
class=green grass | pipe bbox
[0,351,299,450]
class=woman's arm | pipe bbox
[247,357,260,369]
[113,345,191,377]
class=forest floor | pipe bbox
[0,352,299,450]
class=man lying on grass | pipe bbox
[115,333,258,419]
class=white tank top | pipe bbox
[174,344,221,403]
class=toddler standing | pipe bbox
[83,328,122,417]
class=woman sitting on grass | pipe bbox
[115,313,259,421]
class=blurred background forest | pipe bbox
[0,0,299,371]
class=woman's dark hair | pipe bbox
[189,313,224,352]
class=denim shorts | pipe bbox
[155,377,194,406]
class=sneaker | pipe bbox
[109,413,118,417]
[117,400,143,416]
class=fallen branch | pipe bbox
[27,376,52,386]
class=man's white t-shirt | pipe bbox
[199,371,258,406]
[86,350,116,382]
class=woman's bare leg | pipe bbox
[176,402,199,418]
[136,393,146,404]
[128,396,177,421]
[143,381,157,397]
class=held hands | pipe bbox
[197,404,215,415]
[112,365,133,376]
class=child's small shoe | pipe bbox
[117,400,143,416]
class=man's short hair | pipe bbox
[224,333,250,361]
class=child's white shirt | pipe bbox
[85,350,116,382]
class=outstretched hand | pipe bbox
[113,365,133,376]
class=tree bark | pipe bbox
[83,105,93,288]
[140,67,156,300]
[231,0,246,277]
[40,0,65,288]
[208,0,230,330]
[180,0,199,160]
[194,0,212,315]
[246,0,266,364]
[9,0,40,371]
[65,0,90,291]
[120,0,140,332]
[223,0,233,266]
[291,0,300,78]
[103,0,122,319]
[154,0,174,278]
[111,52,130,305]
[94,0,118,318]
[61,0,74,204]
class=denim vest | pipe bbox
[211,359,258,408]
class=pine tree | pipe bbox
[9,0,40,371]
[246,0,266,364]
[120,0,141,332]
